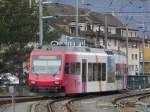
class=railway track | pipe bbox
[2,90,150,112]
[31,94,101,112]
[113,90,150,112]
[45,90,150,112]
[36,93,117,112]
[0,96,51,106]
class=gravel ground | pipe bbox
[0,102,33,112]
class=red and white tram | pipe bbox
[28,46,127,94]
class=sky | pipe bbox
[48,0,150,35]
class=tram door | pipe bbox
[82,59,87,93]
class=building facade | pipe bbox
[67,21,141,75]
[140,39,150,75]
[48,4,142,75]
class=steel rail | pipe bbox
[112,90,150,112]
[47,96,71,112]
[0,96,51,106]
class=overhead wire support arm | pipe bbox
[42,16,53,19]
[42,1,53,5]
[55,14,90,17]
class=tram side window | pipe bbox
[70,63,76,74]
[102,63,106,81]
[64,63,69,74]
[93,64,98,81]
[124,64,127,73]
[98,63,101,81]
[88,63,93,81]
[65,62,80,75]
[88,63,106,81]
[75,63,80,75]
[116,64,124,80]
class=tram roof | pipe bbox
[33,46,126,56]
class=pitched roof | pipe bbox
[47,3,124,27]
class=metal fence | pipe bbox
[127,75,150,90]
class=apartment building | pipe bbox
[48,3,142,75]
[139,39,150,75]
[120,29,140,75]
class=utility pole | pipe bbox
[29,0,32,8]
[39,0,43,47]
[75,0,79,37]
[142,35,145,75]
[126,27,129,76]
[104,15,108,49]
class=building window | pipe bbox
[132,65,134,71]
[132,54,134,60]
[100,26,104,32]
[135,65,138,69]
[87,24,91,31]
[70,27,76,35]
[131,32,132,37]
[135,54,138,60]
[139,52,143,59]
[132,43,137,48]
[144,42,149,48]
[108,27,111,33]
[122,30,126,37]
[114,40,117,46]
[135,32,137,37]
[111,27,116,34]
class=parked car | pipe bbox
[0,73,19,85]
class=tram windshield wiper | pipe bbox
[52,68,60,76]
[52,71,59,76]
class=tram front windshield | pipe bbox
[32,55,61,74]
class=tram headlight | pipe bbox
[31,80,36,84]
[54,77,61,84]
[54,80,60,84]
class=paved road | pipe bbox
[0,102,33,112]
[73,96,118,112]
